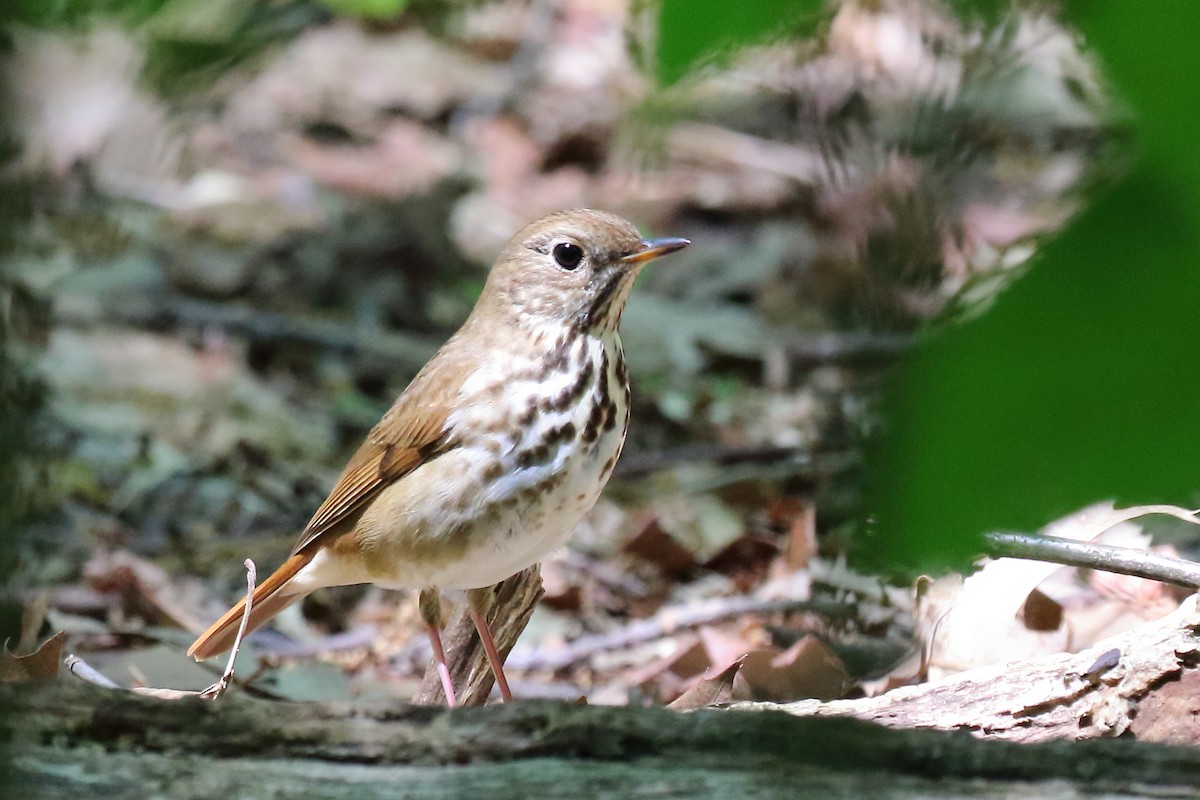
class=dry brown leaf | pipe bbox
[667,657,744,710]
[917,569,1070,678]
[621,517,696,578]
[1,631,66,682]
[18,593,50,655]
[867,663,925,695]
[737,636,849,702]
[702,535,779,581]
[768,497,818,571]
[624,636,709,689]
[1064,599,1168,652]
[1086,542,1185,615]
[921,502,1200,680]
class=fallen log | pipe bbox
[7,596,1198,798]
[765,594,1200,743]
[6,678,1200,800]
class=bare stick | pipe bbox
[200,559,257,700]
[986,531,1200,589]
[64,560,260,700]
[64,655,121,689]
[506,594,853,672]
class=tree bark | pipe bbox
[6,680,1200,800]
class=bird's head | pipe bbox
[476,209,689,335]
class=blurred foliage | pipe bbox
[0,27,47,788]
[863,0,1200,570]
[656,0,822,85]
[319,0,408,20]
[142,0,328,94]
[6,0,328,95]
[0,30,29,566]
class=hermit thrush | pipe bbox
[188,209,688,704]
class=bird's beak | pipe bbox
[621,237,690,265]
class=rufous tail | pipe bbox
[188,551,314,660]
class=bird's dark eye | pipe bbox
[552,242,584,271]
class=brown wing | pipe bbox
[290,351,469,555]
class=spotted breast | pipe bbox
[328,323,629,591]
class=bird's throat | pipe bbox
[583,271,639,334]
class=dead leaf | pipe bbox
[621,517,696,578]
[1064,599,1167,652]
[668,657,744,710]
[1020,588,1063,632]
[768,496,818,570]
[703,535,779,582]
[1,631,66,682]
[1086,542,1183,615]
[917,568,1070,678]
[1044,503,1200,540]
[624,636,709,689]
[865,661,926,695]
[920,502,1197,680]
[738,636,849,702]
[650,494,747,564]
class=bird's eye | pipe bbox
[552,242,584,271]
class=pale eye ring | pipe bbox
[552,242,584,270]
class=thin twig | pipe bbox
[986,531,1200,589]
[64,655,121,689]
[506,594,853,672]
[200,558,257,700]
[64,559,260,700]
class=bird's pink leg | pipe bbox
[418,588,457,707]
[425,624,457,708]
[468,586,513,703]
